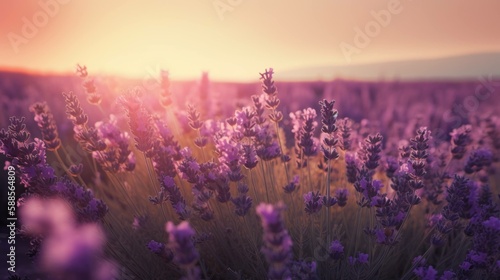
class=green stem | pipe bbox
[274,121,290,183]
[307,156,312,192]
[326,159,331,243]
[143,154,168,222]
[53,149,79,184]
[259,162,270,202]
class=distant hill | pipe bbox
[280,52,500,81]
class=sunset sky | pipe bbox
[1,0,500,81]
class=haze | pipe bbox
[1,0,500,81]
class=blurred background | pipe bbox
[1,0,500,81]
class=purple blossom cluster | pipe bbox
[3,66,500,279]
[231,182,252,216]
[92,115,135,173]
[119,90,155,153]
[319,99,340,162]
[166,221,201,279]
[256,202,293,280]
[76,64,102,105]
[0,117,107,223]
[29,102,61,151]
[19,197,115,280]
[290,107,320,167]
[63,91,106,153]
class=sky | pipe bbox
[1,0,500,81]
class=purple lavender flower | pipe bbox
[161,175,190,220]
[304,191,323,214]
[328,240,344,260]
[235,107,257,138]
[374,227,398,245]
[187,104,204,130]
[132,215,147,230]
[231,195,252,216]
[76,64,88,78]
[399,141,411,161]
[73,125,107,153]
[459,261,472,271]
[166,221,200,278]
[155,118,182,160]
[21,197,114,279]
[259,68,283,122]
[409,127,430,178]
[68,163,83,176]
[290,108,319,167]
[1,117,107,222]
[147,240,174,262]
[355,177,383,208]
[466,250,488,267]
[360,133,383,171]
[192,189,214,221]
[62,91,88,126]
[322,195,337,207]
[289,260,318,280]
[242,144,259,169]
[194,136,208,149]
[63,92,107,154]
[345,153,359,184]
[385,156,399,178]
[443,175,477,220]
[335,188,349,207]
[450,125,472,159]
[283,175,300,194]
[178,151,201,184]
[260,68,277,96]
[348,252,369,265]
[319,99,339,161]
[214,136,244,181]
[29,102,61,151]
[254,123,281,161]
[251,94,267,125]
[256,202,293,280]
[92,115,135,173]
[464,148,493,174]
[413,265,438,280]
[215,176,232,203]
[230,182,252,217]
[339,118,352,151]
[150,119,182,179]
[119,90,154,153]
[358,253,369,264]
[460,191,500,275]
[483,216,500,231]
[75,65,101,105]
[413,255,427,267]
[299,108,319,157]
[439,270,455,280]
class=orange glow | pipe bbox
[1,0,500,81]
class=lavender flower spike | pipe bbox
[256,202,293,280]
[166,221,201,279]
[304,191,323,214]
[29,102,61,151]
[329,240,345,260]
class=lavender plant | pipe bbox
[2,67,499,280]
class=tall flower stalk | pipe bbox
[319,99,340,243]
[166,221,201,280]
[260,68,289,184]
[256,202,293,280]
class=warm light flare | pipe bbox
[1,0,500,81]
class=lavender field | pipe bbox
[1,66,499,280]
